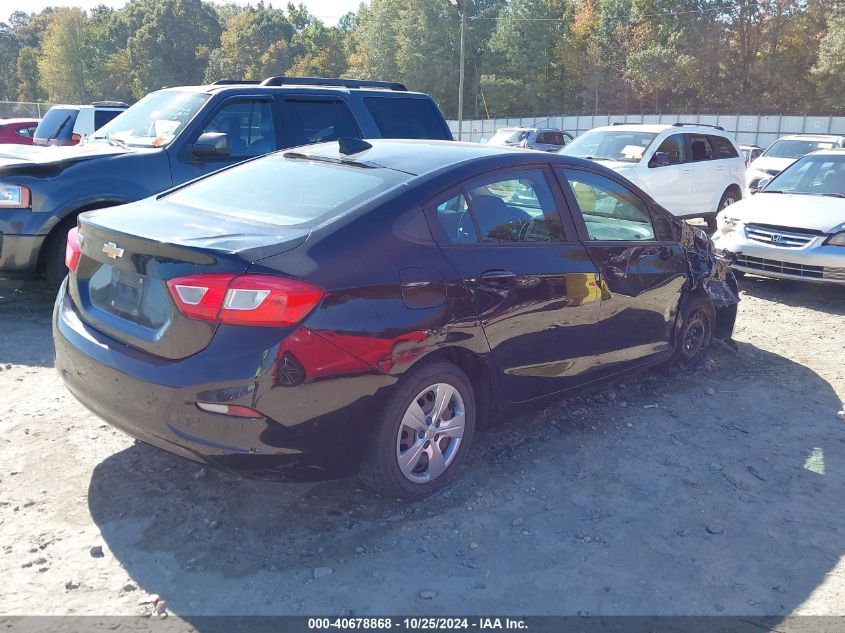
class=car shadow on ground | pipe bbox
[86,342,845,617]
[0,283,57,368]
[738,275,844,315]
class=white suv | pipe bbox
[561,123,746,230]
[33,101,129,147]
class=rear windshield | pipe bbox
[364,97,450,140]
[489,129,529,145]
[34,108,79,140]
[166,153,411,227]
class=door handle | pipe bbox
[480,269,517,283]
[682,169,693,175]
[602,266,625,279]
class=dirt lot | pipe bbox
[1,277,844,617]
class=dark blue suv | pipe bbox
[0,76,453,289]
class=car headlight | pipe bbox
[826,232,845,247]
[0,184,31,209]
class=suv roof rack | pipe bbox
[91,100,129,108]
[672,122,725,131]
[258,76,408,91]
[211,79,261,85]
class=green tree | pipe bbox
[127,0,221,97]
[0,23,20,101]
[203,2,293,82]
[37,8,90,103]
[814,13,845,112]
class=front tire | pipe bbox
[656,293,715,373]
[359,361,476,500]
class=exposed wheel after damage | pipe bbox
[360,361,475,500]
[655,293,716,373]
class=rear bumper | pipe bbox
[53,282,391,479]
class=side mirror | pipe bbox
[649,151,671,168]
[750,177,771,194]
[189,132,230,158]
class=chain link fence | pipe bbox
[449,113,845,148]
[0,101,55,119]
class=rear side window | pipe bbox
[16,125,36,138]
[34,108,79,141]
[166,154,409,227]
[708,135,739,159]
[94,109,124,129]
[686,134,713,161]
[364,97,450,140]
[285,99,359,147]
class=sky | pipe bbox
[2,0,363,26]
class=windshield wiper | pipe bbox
[759,189,788,194]
[48,115,72,142]
[819,192,845,198]
[583,156,617,161]
[90,133,129,149]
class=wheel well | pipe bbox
[725,184,742,200]
[37,201,121,273]
[420,346,499,428]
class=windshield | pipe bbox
[166,153,411,227]
[87,91,208,148]
[488,129,529,145]
[560,130,659,163]
[763,139,839,160]
[763,154,845,197]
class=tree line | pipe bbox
[0,0,843,119]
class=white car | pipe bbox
[561,123,745,230]
[714,149,845,285]
[746,134,845,194]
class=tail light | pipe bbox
[65,227,81,273]
[167,273,324,327]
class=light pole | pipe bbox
[449,0,465,141]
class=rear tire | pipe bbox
[359,360,476,500]
[656,293,715,373]
[44,216,77,293]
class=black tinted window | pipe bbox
[285,99,359,147]
[201,100,275,158]
[94,109,124,129]
[34,108,79,140]
[686,134,714,161]
[364,97,450,140]
[708,135,739,159]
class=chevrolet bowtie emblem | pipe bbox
[102,242,124,259]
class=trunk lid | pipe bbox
[70,200,309,360]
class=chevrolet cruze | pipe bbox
[54,139,738,499]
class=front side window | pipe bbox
[87,91,208,148]
[285,99,359,147]
[561,168,655,241]
[16,125,36,138]
[200,100,275,158]
[653,134,686,165]
[561,129,659,163]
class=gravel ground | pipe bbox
[0,276,843,617]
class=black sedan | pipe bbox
[54,139,739,500]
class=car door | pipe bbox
[683,133,719,214]
[170,96,278,184]
[557,167,687,371]
[640,132,690,215]
[426,166,603,403]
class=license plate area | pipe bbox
[109,269,145,318]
